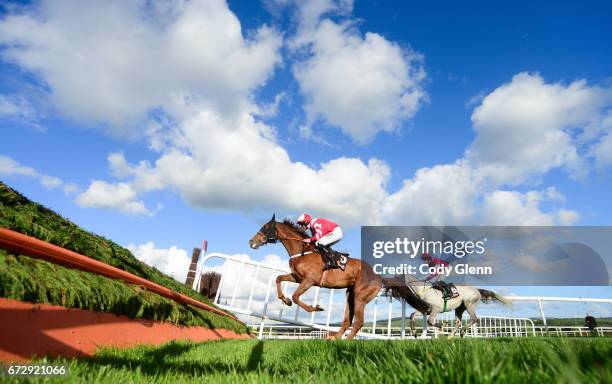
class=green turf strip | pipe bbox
[5,338,611,383]
[0,182,246,333]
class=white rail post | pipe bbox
[230,261,246,307]
[372,297,378,335]
[213,258,230,305]
[400,299,406,339]
[387,295,393,338]
[311,287,320,324]
[537,299,547,333]
[258,272,275,340]
[326,289,335,327]
[246,264,260,311]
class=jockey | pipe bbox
[421,252,448,281]
[297,213,344,270]
[421,253,454,297]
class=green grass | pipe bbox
[5,338,611,383]
[0,181,246,333]
[0,250,245,333]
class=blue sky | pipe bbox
[0,0,611,308]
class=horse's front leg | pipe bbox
[292,278,324,313]
[276,273,296,306]
[426,307,440,338]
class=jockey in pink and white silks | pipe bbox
[297,213,344,270]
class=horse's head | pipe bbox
[249,214,277,249]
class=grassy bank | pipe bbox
[7,338,611,383]
[0,182,246,333]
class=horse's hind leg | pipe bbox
[449,305,465,340]
[409,311,420,338]
[461,302,479,338]
[328,288,354,340]
[345,284,379,340]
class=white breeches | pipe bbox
[316,227,343,247]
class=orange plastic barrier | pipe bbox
[0,298,250,362]
[0,227,239,321]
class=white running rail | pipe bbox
[195,253,611,339]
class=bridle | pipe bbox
[259,219,279,244]
[257,219,305,245]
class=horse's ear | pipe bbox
[271,214,276,222]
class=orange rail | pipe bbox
[0,227,240,322]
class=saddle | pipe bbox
[316,245,348,271]
[432,281,459,299]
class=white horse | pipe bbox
[390,274,511,338]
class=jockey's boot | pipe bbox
[317,245,338,271]
[443,287,452,299]
[439,282,457,299]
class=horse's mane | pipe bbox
[281,219,309,238]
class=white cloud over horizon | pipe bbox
[293,19,427,143]
[0,155,75,193]
[126,242,192,283]
[75,180,157,216]
[1,1,611,227]
[0,94,40,129]
[468,72,612,185]
[126,242,290,301]
[0,0,282,135]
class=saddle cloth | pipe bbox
[433,282,459,299]
[320,249,349,270]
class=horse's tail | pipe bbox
[382,277,432,315]
[478,289,512,305]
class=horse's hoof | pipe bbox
[314,305,324,312]
[283,299,292,306]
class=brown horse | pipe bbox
[248,215,430,339]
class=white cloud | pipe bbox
[0,155,38,177]
[81,72,598,225]
[381,160,480,225]
[293,18,427,143]
[75,180,154,216]
[557,209,579,225]
[0,94,40,128]
[591,129,612,169]
[126,242,191,283]
[468,72,612,184]
[39,175,62,189]
[3,1,608,227]
[513,252,569,273]
[107,152,164,193]
[0,0,282,135]
[62,182,80,195]
[135,107,390,225]
[482,188,578,226]
[0,155,65,190]
[589,110,612,169]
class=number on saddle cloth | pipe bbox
[333,250,349,270]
